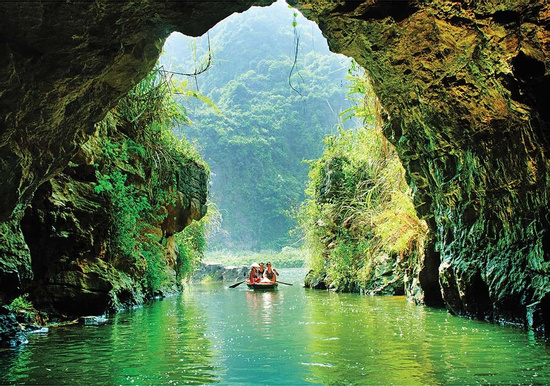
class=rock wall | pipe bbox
[288,0,550,328]
[0,0,549,329]
[18,117,208,315]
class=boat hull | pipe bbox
[246,281,278,290]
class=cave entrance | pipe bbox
[161,0,354,252]
[160,0,437,302]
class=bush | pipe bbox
[94,66,209,294]
[7,294,34,312]
[175,219,207,281]
[297,63,427,293]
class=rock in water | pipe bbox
[0,311,28,348]
[191,263,248,283]
[79,315,108,326]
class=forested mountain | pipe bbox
[161,0,354,251]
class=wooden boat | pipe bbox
[246,280,278,290]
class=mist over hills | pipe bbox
[161,0,355,251]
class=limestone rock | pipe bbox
[17,117,208,315]
[0,310,27,348]
[304,269,327,290]
[79,315,108,326]
[289,0,550,329]
[0,219,32,304]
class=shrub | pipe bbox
[298,62,427,293]
[94,66,209,294]
[7,294,34,312]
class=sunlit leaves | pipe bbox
[93,65,209,293]
[299,65,427,293]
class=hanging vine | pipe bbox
[288,10,305,96]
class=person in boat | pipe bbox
[263,262,279,283]
[258,262,265,278]
[249,262,261,283]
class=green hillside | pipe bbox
[161,1,354,250]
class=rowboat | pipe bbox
[246,280,278,290]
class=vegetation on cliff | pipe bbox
[162,1,352,251]
[94,67,208,295]
[299,64,427,294]
[5,294,33,313]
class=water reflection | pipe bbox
[0,295,217,385]
[246,290,283,336]
[300,290,550,385]
[2,269,550,385]
[301,292,436,384]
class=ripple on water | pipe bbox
[2,269,550,385]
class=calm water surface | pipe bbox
[2,268,550,385]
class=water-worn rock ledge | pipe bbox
[0,307,109,348]
[0,0,549,331]
[0,312,28,348]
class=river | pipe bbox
[1,268,550,385]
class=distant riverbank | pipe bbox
[204,247,306,269]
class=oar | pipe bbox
[229,280,246,288]
[277,281,293,286]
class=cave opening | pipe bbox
[2,0,548,334]
[157,0,432,300]
[0,0,441,316]
[159,0,355,252]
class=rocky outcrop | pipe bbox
[191,263,249,283]
[17,116,208,315]
[304,269,327,290]
[0,310,27,348]
[288,0,550,328]
[0,220,32,305]
[0,0,275,305]
[302,141,426,296]
[0,0,549,330]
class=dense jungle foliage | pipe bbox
[94,68,208,294]
[161,1,354,251]
[298,64,428,294]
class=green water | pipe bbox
[2,268,550,385]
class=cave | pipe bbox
[0,1,549,329]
